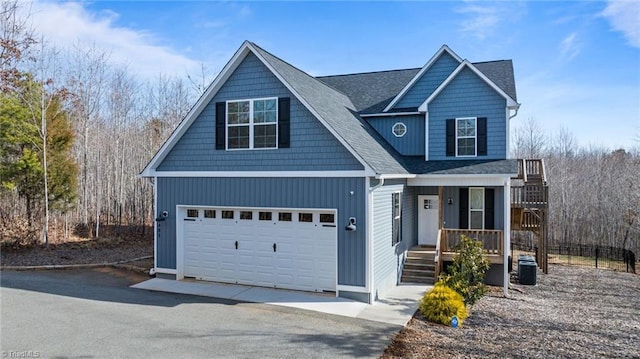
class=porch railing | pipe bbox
[440,229,504,255]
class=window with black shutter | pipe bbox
[215,97,290,150]
[446,117,488,157]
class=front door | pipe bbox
[418,195,439,245]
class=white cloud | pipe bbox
[560,32,582,61]
[27,1,200,79]
[455,2,526,40]
[602,0,640,48]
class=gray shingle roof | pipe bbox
[318,69,419,114]
[473,60,517,102]
[250,42,408,174]
[402,158,518,175]
[250,43,517,176]
[318,60,517,114]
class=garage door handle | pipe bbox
[273,243,276,252]
[235,241,238,250]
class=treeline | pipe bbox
[512,120,640,258]
[0,1,197,244]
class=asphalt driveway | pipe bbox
[0,268,400,359]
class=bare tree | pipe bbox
[511,117,548,159]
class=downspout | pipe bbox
[369,177,385,192]
[509,103,521,119]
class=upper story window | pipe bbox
[226,98,277,150]
[456,117,476,156]
[446,117,486,158]
[392,122,407,137]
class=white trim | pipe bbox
[468,187,485,229]
[455,117,478,158]
[176,205,185,279]
[392,122,407,137]
[383,45,463,112]
[418,60,518,113]
[360,111,422,118]
[141,42,253,177]
[337,285,369,293]
[153,176,158,270]
[392,191,402,245]
[248,43,377,176]
[376,173,416,180]
[175,204,339,292]
[225,97,278,150]
[425,112,429,161]
[365,176,373,297]
[503,178,511,297]
[505,107,511,159]
[140,41,376,178]
[155,268,177,275]
[146,170,370,178]
[408,174,512,187]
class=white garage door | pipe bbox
[182,207,337,292]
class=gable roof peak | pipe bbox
[418,59,518,112]
[383,44,463,112]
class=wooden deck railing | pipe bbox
[517,159,547,184]
[440,229,503,255]
[511,184,548,207]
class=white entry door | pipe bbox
[418,195,439,246]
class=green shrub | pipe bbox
[439,235,491,306]
[419,282,468,326]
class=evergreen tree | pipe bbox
[0,78,77,234]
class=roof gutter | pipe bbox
[374,174,417,180]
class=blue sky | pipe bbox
[30,1,639,150]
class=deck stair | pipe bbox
[511,159,550,273]
[401,245,436,284]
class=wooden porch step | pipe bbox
[403,261,435,271]
[402,246,438,285]
[401,274,435,285]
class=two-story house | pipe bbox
[141,41,543,304]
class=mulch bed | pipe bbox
[1,236,153,271]
[381,265,640,358]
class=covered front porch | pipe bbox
[402,161,516,294]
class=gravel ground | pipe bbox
[382,265,640,359]
[3,239,638,358]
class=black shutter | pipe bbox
[477,117,487,156]
[278,97,290,148]
[459,188,468,229]
[215,102,226,150]
[484,188,494,230]
[446,119,455,157]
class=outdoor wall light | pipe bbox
[448,197,454,205]
[345,217,357,231]
[156,210,169,222]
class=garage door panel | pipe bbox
[182,207,336,292]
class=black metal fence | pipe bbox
[512,243,636,274]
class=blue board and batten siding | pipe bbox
[393,52,460,110]
[157,53,363,172]
[368,115,425,156]
[428,67,507,161]
[156,177,367,287]
[442,186,504,229]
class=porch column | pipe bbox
[503,178,511,297]
[438,186,443,229]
